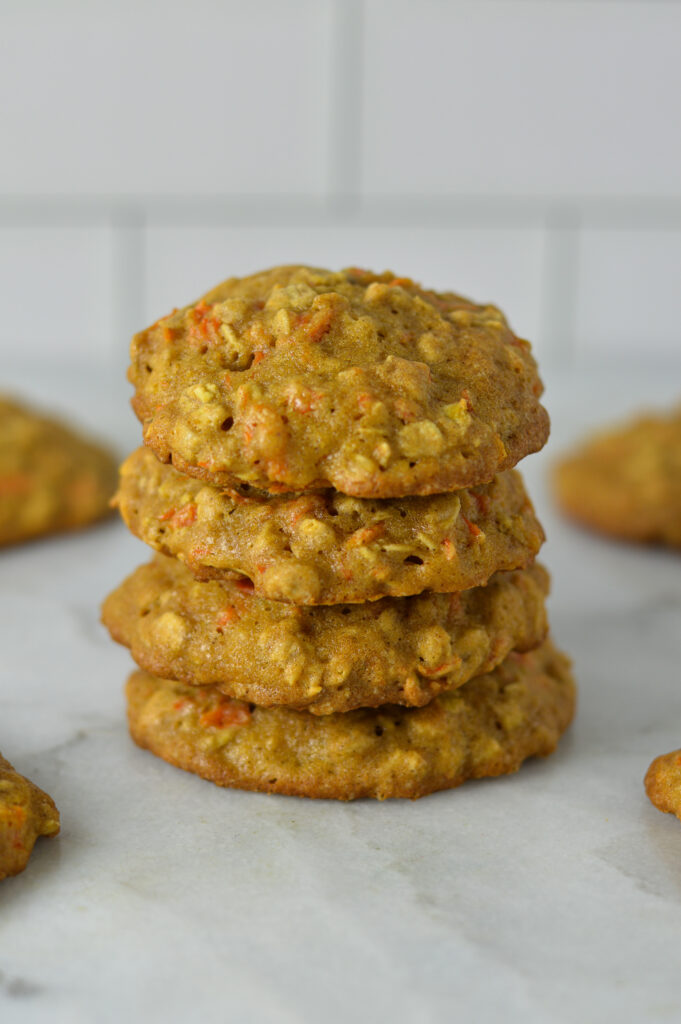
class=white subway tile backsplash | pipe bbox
[142,223,547,351]
[362,1,681,198]
[1,1,332,196]
[1,1,680,375]
[575,229,681,362]
[0,226,112,359]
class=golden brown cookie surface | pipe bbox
[555,407,681,546]
[0,754,60,881]
[0,395,117,547]
[645,749,681,821]
[116,448,544,605]
[129,266,548,497]
[126,639,575,801]
[103,554,550,714]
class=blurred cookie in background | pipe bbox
[554,406,681,547]
[645,749,681,823]
[0,395,117,547]
[0,753,60,881]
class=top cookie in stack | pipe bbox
[128,265,549,497]
[105,265,574,801]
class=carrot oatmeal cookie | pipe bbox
[129,266,549,497]
[555,407,681,546]
[0,754,60,881]
[103,554,550,714]
[645,749,681,821]
[116,448,544,605]
[0,395,117,546]
[126,639,574,801]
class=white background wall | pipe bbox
[2,0,680,375]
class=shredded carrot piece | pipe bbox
[419,658,460,678]
[394,397,418,423]
[292,308,334,343]
[289,497,320,525]
[472,491,490,516]
[462,516,484,541]
[346,523,385,548]
[158,503,197,529]
[216,607,238,630]
[0,473,33,497]
[200,701,251,729]
[188,300,221,347]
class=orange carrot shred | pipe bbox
[462,516,483,540]
[0,473,33,497]
[442,538,455,560]
[159,503,197,529]
[216,607,238,630]
[200,702,251,729]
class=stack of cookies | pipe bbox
[103,266,575,800]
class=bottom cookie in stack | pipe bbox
[125,640,574,801]
[103,555,575,800]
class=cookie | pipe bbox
[126,639,575,801]
[0,754,60,881]
[0,395,117,547]
[116,448,544,605]
[103,554,550,714]
[645,749,681,821]
[555,407,681,546]
[129,266,549,497]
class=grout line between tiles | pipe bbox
[327,0,365,210]
[109,207,146,364]
[1,195,681,230]
[540,207,581,371]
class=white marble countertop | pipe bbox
[1,361,680,1024]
